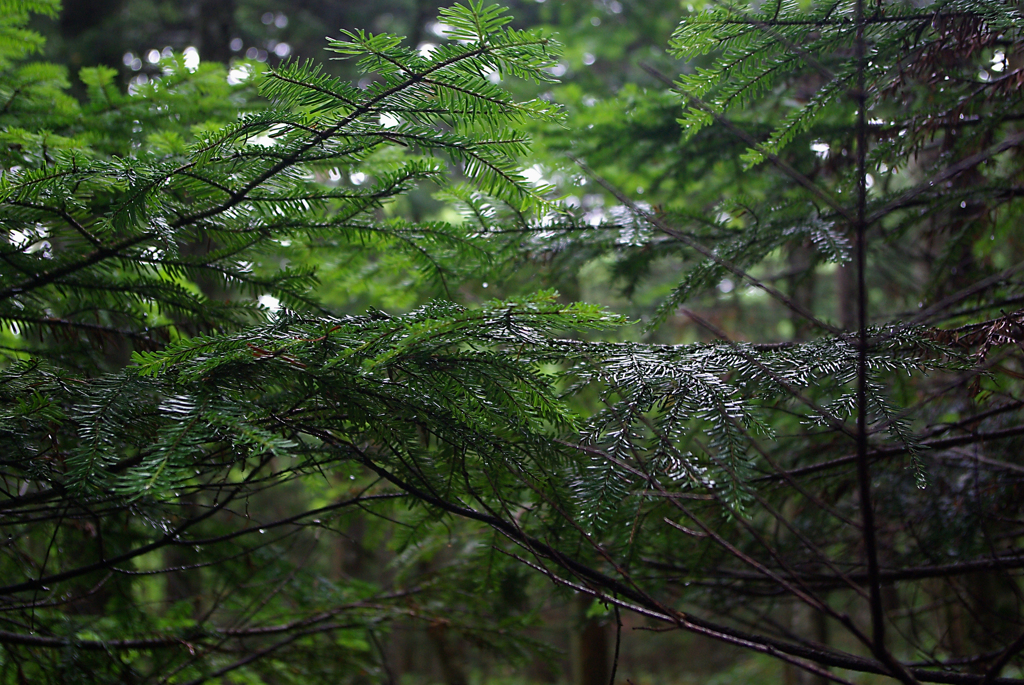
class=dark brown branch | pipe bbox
[0,233,154,301]
[297,421,1024,685]
[756,424,1024,482]
[0,460,265,596]
[571,157,841,335]
[868,130,1024,230]
[644,548,1024,587]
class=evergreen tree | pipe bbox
[4,0,1024,683]
[515,0,1024,682]
[0,1,605,681]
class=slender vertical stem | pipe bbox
[851,0,886,660]
[609,604,622,685]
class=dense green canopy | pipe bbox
[2,1,1024,684]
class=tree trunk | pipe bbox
[783,602,830,685]
[164,495,203,618]
[572,594,610,685]
[426,621,469,685]
[787,240,817,340]
[195,0,236,64]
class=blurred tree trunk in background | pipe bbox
[572,594,609,685]
[196,0,235,63]
[164,496,203,618]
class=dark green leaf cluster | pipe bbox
[0,1,567,367]
[0,3,585,681]
[5,0,1024,682]
[564,325,952,529]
